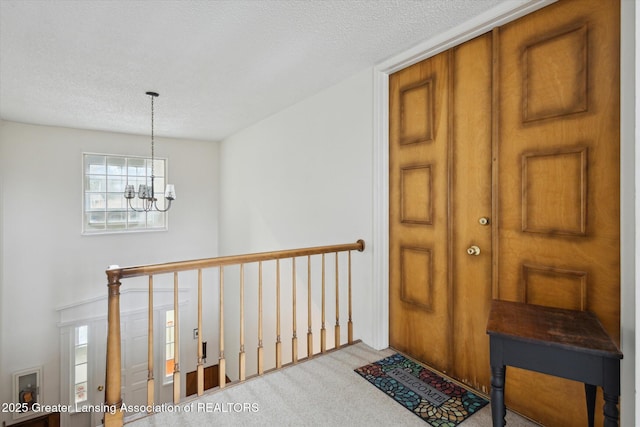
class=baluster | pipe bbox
[257,261,264,375]
[348,250,353,344]
[147,275,154,408]
[276,259,282,369]
[239,264,246,381]
[307,255,313,359]
[219,267,226,388]
[172,272,180,404]
[292,258,298,363]
[321,253,326,353]
[105,270,123,427]
[197,269,204,396]
[335,252,340,349]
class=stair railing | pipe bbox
[103,239,365,427]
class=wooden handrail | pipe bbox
[106,240,365,281]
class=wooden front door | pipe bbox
[389,0,620,425]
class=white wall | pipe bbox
[218,68,375,375]
[0,120,219,425]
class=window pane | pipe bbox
[128,211,146,228]
[75,363,87,383]
[165,359,174,378]
[86,193,106,211]
[85,212,105,230]
[107,157,126,175]
[75,345,87,364]
[155,178,166,195]
[153,159,165,177]
[107,193,126,210]
[147,211,164,228]
[127,158,146,176]
[75,382,87,404]
[106,211,126,229]
[76,325,88,345]
[107,176,126,193]
[85,155,105,175]
[85,176,106,192]
[166,342,174,358]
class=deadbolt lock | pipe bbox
[467,245,481,256]
[479,217,490,226]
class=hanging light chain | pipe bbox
[124,91,174,213]
[150,93,155,179]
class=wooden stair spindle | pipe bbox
[218,266,226,388]
[321,253,326,353]
[276,259,282,369]
[172,272,180,404]
[307,255,313,359]
[335,252,340,349]
[292,258,298,364]
[197,269,204,396]
[147,275,155,408]
[257,261,264,375]
[348,250,353,344]
[239,264,246,381]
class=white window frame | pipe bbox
[82,152,169,235]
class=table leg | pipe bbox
[491,365,506,427]
[584,384,596,427]
[603,392,619,427]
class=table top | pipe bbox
[486,300,622,359]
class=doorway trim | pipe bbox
[370,1,636,425]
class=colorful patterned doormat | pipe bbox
[355,354,488,426]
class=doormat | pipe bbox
[355,354,488,426]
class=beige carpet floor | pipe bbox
[127,342,539,426]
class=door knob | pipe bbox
[479,217,490,226]
[467,245,481,256]
[97,385,104,392]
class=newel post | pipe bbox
[104,267,124,427]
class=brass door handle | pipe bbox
[97,385,104,392]
[467,245,481,256]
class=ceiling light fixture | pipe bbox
[124,91,176,212]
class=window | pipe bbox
[165,310,175,381]
[73,325,88,404]
[83,153,168,234]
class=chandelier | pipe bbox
[124,91,176,212]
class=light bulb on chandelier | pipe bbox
[124,91,176,212]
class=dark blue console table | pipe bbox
[486,300,622,427]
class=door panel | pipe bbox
[389,50,452,372]
[496,0,620,425]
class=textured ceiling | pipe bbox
[0,0,508,141]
